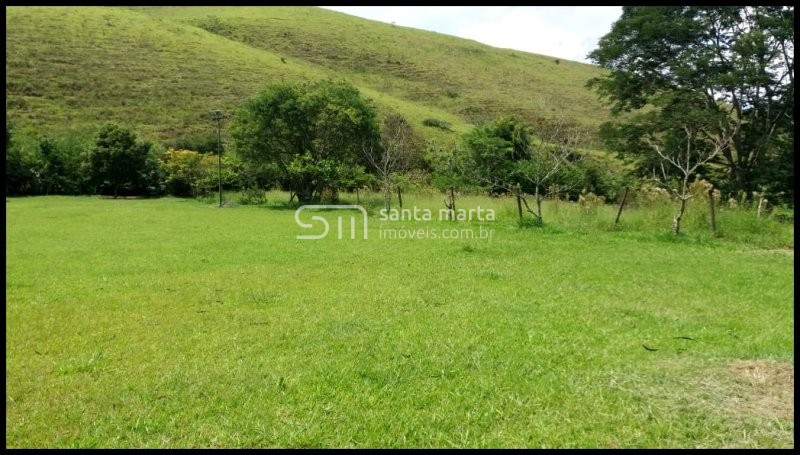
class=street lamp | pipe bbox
[210,110,224,208]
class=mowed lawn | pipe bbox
[5,196,794,448]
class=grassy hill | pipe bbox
[6,6,611,146]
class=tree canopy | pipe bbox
[230,79,380,202]
[88,124,155,198]
[589,6,794,201]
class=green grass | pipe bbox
[6,6,610,146]
[5,195,793,448]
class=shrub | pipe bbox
[238,187,267,205]
[162,148,207,197]
[422,118,453,131]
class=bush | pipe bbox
[6,125,41,195]
[162,148,207,197]
[422,118,453,131]
[770,205,794,223]
[238,187,267,205]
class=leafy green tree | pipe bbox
[231,79,380,202]
[87,124,152,198]
[338,164,372,203]
[36,136,88,195]
[5,122,40,196]
[515,116,587,226]
[598,91,737,233]
[463,116,531,193]
[462,116,587,226]
[429,142,473,214]
[588,6,794,198]
[162,149,207,197]
[38,138,68,195]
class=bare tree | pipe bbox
[362,114,419,210]
[645,124,736,234]
[517,116,588,226]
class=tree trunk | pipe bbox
[733,165,754,203]
[534,185,543,227]
[449,187,456,213]
[673,197,688,235]
[516,184,523,223]
[673,178,690,235]
[356,187,360,204]
[296,185,314,203]
[614,186,629,226]
[397,187,403,209]
[383,180,391,211]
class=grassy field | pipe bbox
[6,6,609,146]
[5,195,793,448]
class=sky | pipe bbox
[322,6,622,64]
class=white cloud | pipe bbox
[322,6,622,63]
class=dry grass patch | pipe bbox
[727,360,794,421]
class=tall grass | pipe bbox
[220,189,793,250]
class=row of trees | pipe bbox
[6,123,250,198]
[6,7,793,232]
[6,124,163,197]
[6,80,620,208]
[228,80,627,214]
[5,71,788,229]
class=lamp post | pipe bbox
[210,110,224,207]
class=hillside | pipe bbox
[6,6,611,146]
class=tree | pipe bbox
[462,116,586,226]
[463,116,530,194]
[601,92,737,233]
[363,113,421,209]
[644,121,736,235]
[38,138,68,195]
[430,143,469,215]
[87,124,151,198]
[35,136,89,195]
[588,6,794,198]
[231,79,380,202]
[338,164,372,204]
[5,122,40,196]
[161,149,208,197]
[516,116,587,226]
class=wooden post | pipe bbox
[356,187,360,204]
[708,185,716,235]
[614,186,629,226]
[757,197,766,218]
[397,187,403,209]
[516,184,523,223]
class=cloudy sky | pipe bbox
[322,6,622,64]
